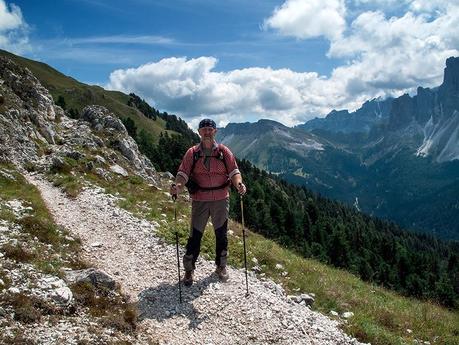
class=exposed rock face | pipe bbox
[298,97,393,134]
[0,57,63,164]
[81,105,126,132]
[0,56,158,186]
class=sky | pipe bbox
[1,0,459,128]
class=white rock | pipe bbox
[342,312,354,319]
[8,287,20,294]
[91,242,103,248]
[109,164,128,177]
[51,287,73,304]
[275,263,284,270]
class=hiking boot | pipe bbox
[215,266,229,282]
[183,270,194,287]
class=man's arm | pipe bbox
[231,173,246,195]
[169,147,194,197]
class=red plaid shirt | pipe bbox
[177,142,240,201]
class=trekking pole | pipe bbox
[239,183,249,296]
[172,184,182,304]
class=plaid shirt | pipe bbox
[177,142,240,201]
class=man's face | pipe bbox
[198,126,217,143]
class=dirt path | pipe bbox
[26,173,363,345]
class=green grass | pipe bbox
[0,163,85,274]
[68,170,458,345]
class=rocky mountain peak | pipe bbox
[442,56,459,92]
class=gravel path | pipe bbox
[26,173,363,345]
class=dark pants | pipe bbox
[183,199,229,271]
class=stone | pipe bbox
[65,268,116,290]
[300,293,315,306]
[94,155,107,165]
[342,312,354,319]
[109,164,128,177]
[66,151,83,160]
[50,286,73,304]
[8,287,20,294]
[162,172,174,179]
[52,156,66,171]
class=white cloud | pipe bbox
[0,0,30,53]
[409,0,452,13]
[327,6,459,96]
[68,35,175,45]
[263,0,346,41]
[107,56,333,127]
[107,1,459,128]
[262,0,459,120]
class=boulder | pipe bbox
[65,268,117,290]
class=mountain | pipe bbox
[1,50,458,344]
[218,57,459,240]
[220,120,327,171]
[297,97,393,134]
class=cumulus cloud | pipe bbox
[107,56,332,127]
[263,0,459,117]
[327,4,459,97]
[263,0,346,41]
[0,0,29,53]
[108,0,459,127]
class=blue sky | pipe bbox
[1,0,458,128]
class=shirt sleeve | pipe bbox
[177,146,195,183]
[221,144,240,179]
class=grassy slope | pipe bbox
[0,49,168,142]
[50,163,459,345]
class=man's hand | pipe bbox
[170,183,179,200]
[237,182,247,195]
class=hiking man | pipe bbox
[170,118,246,286]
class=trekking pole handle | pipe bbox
[171,183,177,201]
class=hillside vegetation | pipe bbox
[47,158,459,345]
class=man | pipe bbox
[170,118,246,286]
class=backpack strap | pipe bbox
[186,144,230,193]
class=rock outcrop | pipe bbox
[0,56,159,186]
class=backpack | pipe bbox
[185,144,231,194]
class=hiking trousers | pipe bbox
[183,198,229,271]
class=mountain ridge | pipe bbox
[217,56,459,240]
